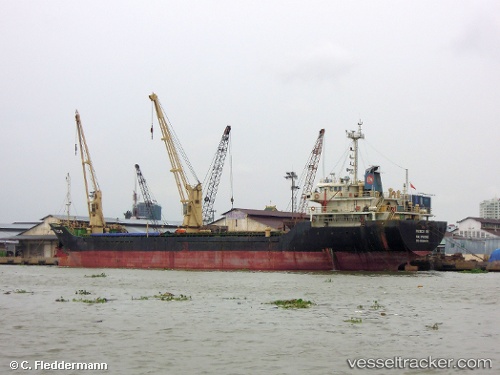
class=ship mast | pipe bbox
[65,173,72,221]
[346,121,364,183]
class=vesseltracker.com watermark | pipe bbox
[9,360,108,371]
[347,356,492,370]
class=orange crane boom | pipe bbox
[149,93,203,230]
[74,110,106,233]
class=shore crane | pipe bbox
[74,110,106,233]
[296,129,325,214]
[202,125,231,224]
[134,163,161,229]
[149,93,203,230]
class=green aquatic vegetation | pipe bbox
[370,300,384,310]
[73,297,108,304]
[132,292,191,301]
[84,273,107,278]
[154,292,191,301]
[460,268,487,274]
[324,278,333,283]
[425,323,442,330]
[14,289,31,294]
[270,298,314,309]
[75,289,91,295]
[344,317,363,324]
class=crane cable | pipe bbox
[150,100,200,185]
[150,101,154,140]
[74,126,78,156]
[229,133,234,208]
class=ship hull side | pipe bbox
[331,251,418,271]
[52,219,446,271]
[57,249,333,271]
[292,220,447,254]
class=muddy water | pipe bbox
[1,266,498,374]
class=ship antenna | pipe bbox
[346,120,364,183]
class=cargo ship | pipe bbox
[52,118,446,271]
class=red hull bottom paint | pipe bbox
[331,251,427,271]
[57,250,334,271]
[57,249,429,271]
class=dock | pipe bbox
[411,253,500,272]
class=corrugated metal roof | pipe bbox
[457,217,500,225]
[221,208,304,219]
[48,214,182,227]
[0,230,26,239]
[1,223,39,230]
[13,235,58,241]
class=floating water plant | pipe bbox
[73,297,108,304]
[14,289,32,294]
[344,317,363,324]
[270,298,314,309]
[75,289,91,295]
[370,300,384,310]
[132,292,191,301]
[460,268,487,274]
[84,273,107,278]
[425,323,442,330]
[154,292,191,301]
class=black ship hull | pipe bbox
[52,219,446,271]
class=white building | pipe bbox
[212,208,303,232]
[444,217,500,259]
[0,214,182,263]
[480,198,500,219]
[454,217,500,239]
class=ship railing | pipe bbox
[309,206,432,220]
[376,205,432,215]
[310,211,371,222]
[338,191,380,198]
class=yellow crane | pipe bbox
[74,110,106,233]
[149,93,203,230]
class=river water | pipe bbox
[0,266,498,375]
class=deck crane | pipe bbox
[74,110,106,233]
[149,93,203,230]
[134,163,161,229]
[296,129,325,214]
[202,125,231,224]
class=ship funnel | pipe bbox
[364,166,383,193]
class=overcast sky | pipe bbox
[1,0,499,225]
